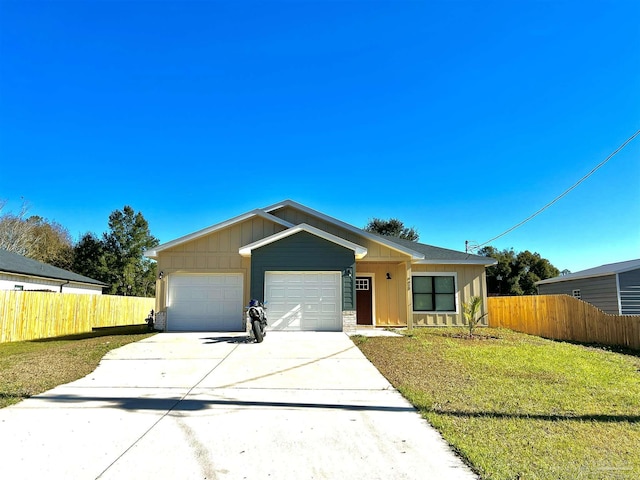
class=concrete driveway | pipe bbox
[0,332,477,480]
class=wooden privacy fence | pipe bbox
[0,291,155,343]
[488,295,640,350]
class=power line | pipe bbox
[471,129,640,251]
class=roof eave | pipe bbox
[535,271,615,286]
[0,270,108,287]
[239,223,368,259]
[414,258,497,266]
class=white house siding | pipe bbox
[0,273,103,295]
[619,268,640,315]
[538,275,620,314]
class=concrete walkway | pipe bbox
[0,332,477,480]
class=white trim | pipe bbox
[356,273,376,327]
[262,199,425,260]
[239,223,368,259]
[411,272,459,314]
[144,210,294,258]
[0,271,105,289]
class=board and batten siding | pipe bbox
[270,206,410,262]
[155,217,288,311]
[619,268,640,315]
[410,264,488,327]
[537,275,620,314]
[355,262,408,327]
[250,231,356,310]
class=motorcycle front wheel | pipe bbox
[252,319,264,343]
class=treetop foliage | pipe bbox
[1,199,159,297]
[479,246,560,296]
[75,206,159,297]
[0,200,73,269]
[364,217,419,241]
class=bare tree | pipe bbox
[0,199,37,255]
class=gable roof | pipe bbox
[144,209,294,258]
[536,258,640,285]
[263,199,426,260]
[0,249,108,287]
[239,223,368,259]
[146,199,493,266]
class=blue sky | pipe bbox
[1,0,638,274]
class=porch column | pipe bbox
[406,261,413,329]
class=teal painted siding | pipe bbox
[250,231,356,310]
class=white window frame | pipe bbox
[355,278,370,290]
[411,272,459,314]
[572,289,581,299]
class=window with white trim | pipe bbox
[572,289,581,299]
[355,278,369,290]
[412,273,457,312]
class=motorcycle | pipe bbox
[247,299,267,343]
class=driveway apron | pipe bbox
[0,332,477,479]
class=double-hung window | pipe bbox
[412,274,457,312]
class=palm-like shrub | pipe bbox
[463,296,487,337]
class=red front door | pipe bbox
[356,276,373,325]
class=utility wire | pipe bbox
[473,129,640,251]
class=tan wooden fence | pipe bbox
[0,291,155,343]
[488,295,640,350]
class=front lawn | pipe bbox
[353,328,640,480]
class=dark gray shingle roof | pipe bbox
[375,235,496,265]
[0,249,108,286]
[536,258,640,285]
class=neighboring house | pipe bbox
[536,259,640,315]
[0,249,107,294]
[144,200,496,332]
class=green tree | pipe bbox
[72,232,107,282]
[102,206,159,296]
[364,218,419,241]
[479,246,560,295]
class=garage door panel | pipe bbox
[168,274,243,331]
[265,272,341,331]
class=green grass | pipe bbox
[353,328,640,480]
[0,326,155,408]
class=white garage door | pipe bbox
[265,272,342,331]
[167,274,243,331]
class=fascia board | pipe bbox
[239,223,368,259]
[0,270,108,287]
[262,199,424,260]
[144,209,294,258]
[414,258,498,266]
[535,272,615,286]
